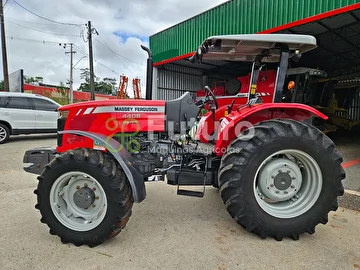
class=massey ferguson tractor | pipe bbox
[23,34,345,247]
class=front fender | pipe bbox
[214,103,328,156]
[59,130,146,203]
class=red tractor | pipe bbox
[23,34,345,247]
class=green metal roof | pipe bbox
[150,0,360,64]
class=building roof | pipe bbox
[150,0,360,70]
[154,3,360,80]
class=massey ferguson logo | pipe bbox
[114,107,133,112]
[114,107,159,112]
[90,106,165,114]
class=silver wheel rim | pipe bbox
[253,149,323,219]
[50,171,108,231]
[0,126,7,142]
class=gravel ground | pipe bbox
[333,134,360,193]
[339,191,360,212]
[0,134,359,270]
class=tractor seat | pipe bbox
[165,92,200,134]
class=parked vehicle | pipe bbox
[0,92,60,144]
[23,34,345,247]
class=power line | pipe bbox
[94,38,138,76]
[94,36,145,66]
[7,19,80,37]
[95,60,118,74]
[6,36,87,60]
[73,44,87,56]
[6,17,76,27]
[74,44,120,75]
[6,36,63,45]
[12,0,83,26]
[4,0,13,14]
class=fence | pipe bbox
[23,84,118,105]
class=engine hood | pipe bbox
[59,99,166,112]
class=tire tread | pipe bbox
[219,118,345,241]
[34,148,133,247]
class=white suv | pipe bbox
[0,92,61,144]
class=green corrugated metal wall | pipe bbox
[150,0,359,63]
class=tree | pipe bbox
[0,80,4,90]
[78,71,117,95]
[24,75,43,84]
[35,76,43,83]
[78,82,88,92]
[80,68,90,84]
[103,77,117,87]
[95,81,112,95]
[78,68,102,92]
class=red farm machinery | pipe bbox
[23,34,345,247]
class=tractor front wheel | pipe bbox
[34,148,133,247]
[218,119,345,240]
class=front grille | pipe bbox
[57,118,66,147]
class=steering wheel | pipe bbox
[204,86,219,110]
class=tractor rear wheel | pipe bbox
[34,148,133,247]
[218,119,345,241]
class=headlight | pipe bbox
[59,110,69,119]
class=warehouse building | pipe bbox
[149,0,360,124]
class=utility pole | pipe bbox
[0,0,9,91]
[65,43,76,103]
[87,21,96,100]
[60,42,76,103]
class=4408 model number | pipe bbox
[122,114,141,118]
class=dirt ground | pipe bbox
[332,133,360,192]
[0,134,359,270]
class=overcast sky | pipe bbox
[1,0,229,97]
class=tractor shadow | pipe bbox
[102,183,316,251]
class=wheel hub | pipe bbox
[73,187,96,209]
[258,158,302,202]
[274,173,292,190]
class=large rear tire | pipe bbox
[218,119,345,240]
[34,148,133,247]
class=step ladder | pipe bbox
[176,157,208,198]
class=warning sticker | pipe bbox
[250,84,257,95]
[94,140,106,151]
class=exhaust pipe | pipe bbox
[141,45,153,100]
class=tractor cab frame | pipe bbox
[190,34,318,106]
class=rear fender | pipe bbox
[214,103,328,156]
[59,130,146,203]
